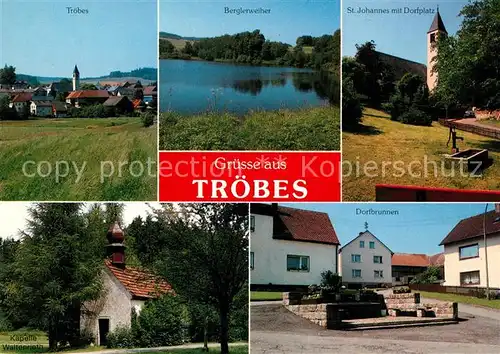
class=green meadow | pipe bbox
[0,117,156,200]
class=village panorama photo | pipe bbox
[0,202,249,354]
[0,1,158,201]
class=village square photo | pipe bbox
[0,202,249,354]
[0,0,158,201]
[250,202,500,353]
[342,0,500,201]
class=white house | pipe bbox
[440,209,500,288]
[339,231,393,288]
[250,203,340,289]
[81,222,171,346]
[30,101,53,117]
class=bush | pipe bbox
[320,271,342,293]
[107,326,135,348]
[410,266,441,284]
[393,287,411,294]
[399,108,432,126]
[141,111,155,127]
[342,77,363,130]
[133,294,189,347]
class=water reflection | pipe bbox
[160,59,339,114]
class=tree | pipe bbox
[434,0,500,109]
[410,266,442,284]
[133,203,248,354]
[80,83,98,90]
[0,65,16,85]
[1,204,105,351]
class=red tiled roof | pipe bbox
[440,210,500,246]
[143,86,157,95]
[66,90,110,99]
[392,253,430,267]
[429,252,444,266]
[274,206,340,245]
[12,93,32,102]
[105,260,172,300]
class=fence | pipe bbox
[439,118,500,140]
[409,283,500,297]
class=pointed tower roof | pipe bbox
[428,10,447,34]
[73,65,80,75]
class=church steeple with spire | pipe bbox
[72,64,80,91]
[427,7,447,92]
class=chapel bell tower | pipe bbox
[107,221,126,269]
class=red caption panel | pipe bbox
[159,151,341,202]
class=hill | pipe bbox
[18,67,158,84]
[159,32,204,41]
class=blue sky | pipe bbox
[1,0,157,77]
[284,203,490,255]
[161,0,340,45]
[343,0,467,64]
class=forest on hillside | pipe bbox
[160,29,340,71]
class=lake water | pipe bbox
[160,59,337,115]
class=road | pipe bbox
[250,302,500,354]
[251,331,500,353]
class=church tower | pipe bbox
[72,65,80,91]
[106,221,126,269]
[427,8,447,92]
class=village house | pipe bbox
[103,96,133,114]
[250,203,339,290]
[339,230,393,289]
[143,85,157,104]
[81,222,171,346]
[9,93,32,114]
[392,253,444,286]
[30,100,53,117]
[440,208,500,288]
[66,90,110,107]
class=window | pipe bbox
[287,255,309,272]
[369,241,375,249]
[352,269,362,278]
[374,270,384,278]
[351,254,361,263]
[250,252,254,270]
[460,271,480,285]
[430,33,436,43]
[359,241,365,248]
[250,216,255,232]
[459,244,479,260]
[373,256,383,264]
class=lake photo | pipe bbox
[160,60,336,115]
[159,0,341,150]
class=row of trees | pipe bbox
[161,29,340,71]
[0,203,248,353]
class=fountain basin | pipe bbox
[445,149,489,173]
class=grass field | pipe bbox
[160,106,340,150]
[343,108,500,201]
[0,329,247,353]
[250,291,283,301]
[418,291,500,310]
[0,117,156,200]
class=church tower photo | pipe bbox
[427,9,447,92]
[72,64,80,91]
